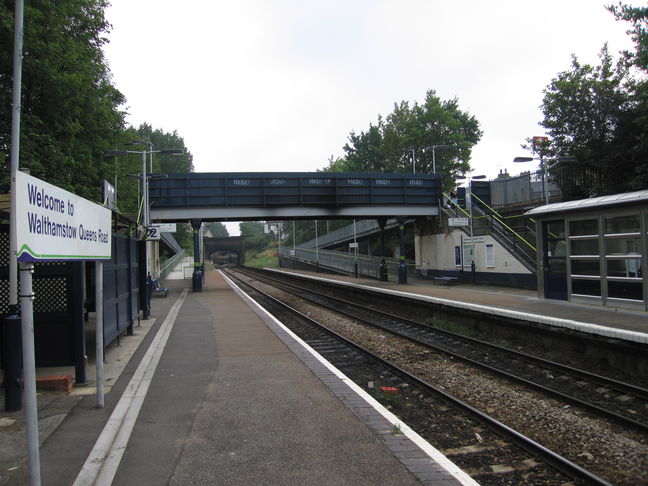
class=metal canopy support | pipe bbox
[190,219,203,292]
[398,217,407,284]
[377,217,388,282]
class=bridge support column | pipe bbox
[190,219,203,292]
[377,218,388,281]
[398,217,407,284]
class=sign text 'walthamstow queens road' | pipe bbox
[15,171,111,261]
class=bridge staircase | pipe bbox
[444,194,538,273]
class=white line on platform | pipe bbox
[73,290,188,486]
[221,271,479,486]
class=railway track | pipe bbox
[224,269,613,486]
[232,267,648,434]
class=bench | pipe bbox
[433,276,459,286]
[152,278,168,297]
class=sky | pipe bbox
[102,1,642,235]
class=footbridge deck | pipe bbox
[149,172,442,222]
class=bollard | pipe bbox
[2,309,22,411]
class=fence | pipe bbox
[490,171,562,207]
[280,246,405,279]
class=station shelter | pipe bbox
[527,190,648,311]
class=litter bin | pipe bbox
[192,269,203,292]
[379,260,388,282]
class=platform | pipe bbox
[0,270,475,485]
[269,268,648,344]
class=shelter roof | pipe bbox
[525,190,648,217]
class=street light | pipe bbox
[402,148,417,173]
[105,147,182,226]
[403,144,449,174]
[105,146,183,275]
[424,144,449,174]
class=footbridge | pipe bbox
[148,172,442,221]
[148,172,442,288]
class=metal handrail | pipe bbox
[470,192,536,252]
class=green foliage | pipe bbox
[607,3,648,71]
[0,0,126,201]
[277,220,350,246]
[538,5,648,196]
[174,222,193,251]
[205,222,229,238]
[244,248,279,268]
[239,221,273,254]
[107,124,195,214]
[328,90,482,190]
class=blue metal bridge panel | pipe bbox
[149,172,442,210]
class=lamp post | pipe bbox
[426,144,449,174]
[105,146,183,274]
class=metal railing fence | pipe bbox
[280,246,405,279]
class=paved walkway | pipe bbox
[0,271,475,485]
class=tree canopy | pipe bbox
[0,0,126,201]
[538,4,648,197]
[327,90,482,190]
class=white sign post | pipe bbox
[14,172,113,483]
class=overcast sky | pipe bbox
[102,1,641,234]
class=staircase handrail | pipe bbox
[470,192,536,252]
[442,193,471,218]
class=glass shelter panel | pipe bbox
[605,236,642,256]
[571,239,599,256]
[608,280,643,301]
[570,219,598,236]
[547,220,566,239]
[571,278,601,297]
[607,259,642,278]
[605,215,640,234]
[570,259,600,276]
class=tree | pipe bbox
[105,123,195,215]
[538,6,648,196]
[607,3,648,190]
[127,123,194,173]
[206,222,229,238]
[328,90,482,190]
[0,0,126,201]
[239,221,272,254]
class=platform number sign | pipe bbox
[146,226,161,240]
[146,223,176,240]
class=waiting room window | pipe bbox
[604,214,643,302]
[568,219,601,297]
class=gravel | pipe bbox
[251,277,648,486]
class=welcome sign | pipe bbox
[15,171,112,261]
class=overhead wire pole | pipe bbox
[10,1,42,484]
